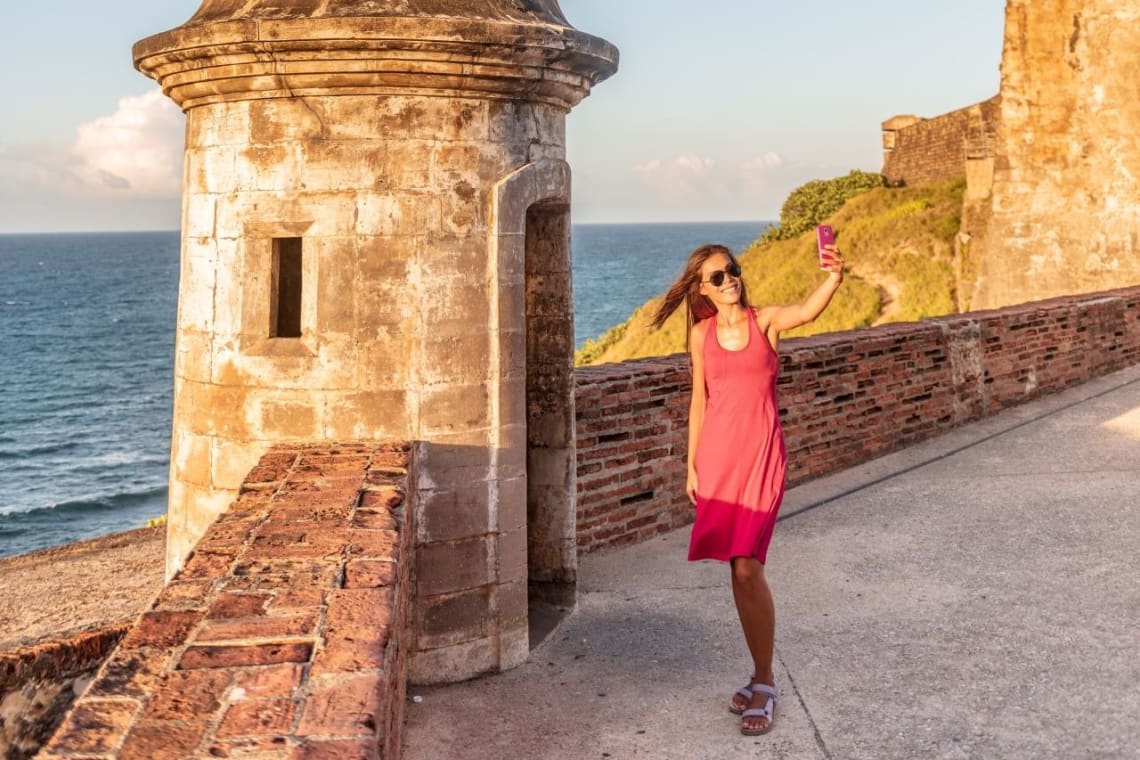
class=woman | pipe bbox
[651,241,844,735]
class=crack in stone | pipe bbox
[255,21,329,139]
[777,645,833,759]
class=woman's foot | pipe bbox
[728,681,753,714]
[740,682,777,736]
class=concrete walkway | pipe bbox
[403,364,1140,760]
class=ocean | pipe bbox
[0,221,767,558]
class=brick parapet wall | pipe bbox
[1,627,128,760]
[574,286,1140,553]
[38,442,414,760]
[882,96,1001,187]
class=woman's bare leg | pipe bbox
[731,556,776,732]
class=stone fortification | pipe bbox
[971,0,1140,308]
[883,2,1140,311]
[38,443,414,760]
[135,0,616,683]
[881,96,1000,188]
[20,284,1140,758]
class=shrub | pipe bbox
[760,170,885,243]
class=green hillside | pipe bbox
[576,177,966,366]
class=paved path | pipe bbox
[404,364,1140,760]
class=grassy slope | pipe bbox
[576,179,965,366]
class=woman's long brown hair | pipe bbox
[650,244,750,349]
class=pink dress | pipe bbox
[688,307,788,564]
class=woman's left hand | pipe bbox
[820,245,844,282]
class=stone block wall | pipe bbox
[163,92,571,576]
[573,286,1140,553]
[971,0,1140,310]
[38,443,413,760]
[882,96,1001,187]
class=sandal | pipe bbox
[728,680,754,715]
[740,683,777,736]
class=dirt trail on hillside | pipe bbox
[849,262,904,326]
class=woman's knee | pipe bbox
[731,557,764,586]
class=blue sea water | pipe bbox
[0,221,767,558]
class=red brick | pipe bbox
[269,587,327,610]
[234,663,305,699]
[179,550,236,579]
[346,529,400,559]
[292,739,377,760]
[225,491,274,514]
[86,648,172,699]
[244,451,299,483]
[261,504,354,527]
[344,560,397,589]
[119,720,209,760]
[196,612,319,642]
[352,508,398,530]
[296,452,371,470]
[153,579,216,611]
[324,589,393,633]
[217,698,298,737]
[310,631,391,676]
[364,470,404,488]
[144,669,233,719]
[295,675,382,738]
[370,449,410,468]
[209,591,272,619]
[198,518,258,546]
[179,642,313,670]
[204,736,295,756]
[243,538,348,561]
[230,558,341,589]
[120,609,204,650]
[359,487,404,511]
[42,699,140,755]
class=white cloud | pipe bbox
[573,150,854,223]
[631,154,730,203]
[629,151,787,208]
[743,152,784,170]
[0,90,184,231]
[70,89,184,197]
[674,154,715,174]
[2,89,184,201]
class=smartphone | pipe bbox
[816,224,835,268]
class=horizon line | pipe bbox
[0,219,777,236]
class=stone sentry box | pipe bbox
[134,0,616,683]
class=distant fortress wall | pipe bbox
[881,95,1001,188]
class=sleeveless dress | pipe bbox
[688,307,788,564]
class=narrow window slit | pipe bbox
[272,237,303,338]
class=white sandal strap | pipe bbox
[742,705,772,720]
[750,683,778,700]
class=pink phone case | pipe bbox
[816,225,835,268]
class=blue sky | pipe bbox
[0,1,1004,233]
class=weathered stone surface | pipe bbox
[135,0,615,708]
[973,1,1140,307]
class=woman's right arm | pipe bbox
[686,321,707,505]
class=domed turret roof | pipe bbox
[185,0,572,26]
[135,0,617,111]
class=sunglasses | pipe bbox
[702,261,741,287]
